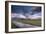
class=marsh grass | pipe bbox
[16,19,41,26]
[11,19,41,28]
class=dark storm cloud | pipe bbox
[11,5,41,15]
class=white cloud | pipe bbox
[11,13,26,19]
[11,12,41,19]
[26,12,41,19]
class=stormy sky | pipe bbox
[11,5,41,19]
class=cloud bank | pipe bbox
[11,12,41,19]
